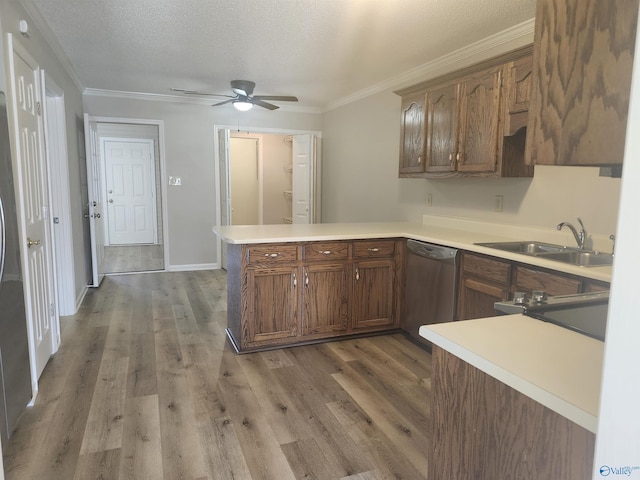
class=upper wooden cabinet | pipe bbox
[399,91,427,174]
[504,54,534,136]
[526,0,640,166]
[396,46,533,178]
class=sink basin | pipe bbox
[536,250,615,267]
[475,241,614,267]
[475,241,567,255]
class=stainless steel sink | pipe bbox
[475,241,614,267]
[475,241,566,254]
[535,250,614,267]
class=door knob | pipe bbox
[92,213,101,219]
[109,199,113,203]
[27,237,41,248]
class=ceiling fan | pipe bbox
[170,80,298,111]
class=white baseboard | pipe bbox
[167,263,220,272]
[74,286,89,314]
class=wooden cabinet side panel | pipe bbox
[514,266,582,296]
[226,244,243,345]
[527,0,639,166]
[430,346,596,480]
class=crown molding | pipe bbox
[83,88,322,114]
[323,17,536,112]
[18,0,85,91]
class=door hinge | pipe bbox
[36,101,42,116]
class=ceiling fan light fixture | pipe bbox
[233,100,253,111]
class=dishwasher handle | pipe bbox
[407,239,457,261]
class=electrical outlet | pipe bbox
[495,195,503,212]
[427,193,433,207]
[169,176,182,186]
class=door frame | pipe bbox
[41,71,75,316]
[85,116,169,272]
[213,125,322,267]
[99,136,158,246]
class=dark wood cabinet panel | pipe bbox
[461,253,511,284]
[302,263,349,335]
[352,260,396,330]
[352,239,396,259]
[526,0,639,166]
[430,346,596,480]
[425,83,459,174]
[246,266,298,345]
[514,266,581,296]
[457,66,503,173]
[504,54,533,136]
[582,280,610,293]
[247,244,298,266]
[399,91,427,174]
[458,277,510,321]
[302,241,349,262]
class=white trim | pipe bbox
[85,116,170,271]
[167,263,219,272]
[324,17,536,112]
[41,70,75,317]
[74,285,89,313]
[213,125,323,265]
[99,136,158,246]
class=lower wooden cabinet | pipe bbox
[352,259,397,330]
[302,263,349,335]
[226,239,403,352]
[457,251,608,320]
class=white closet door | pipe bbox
[292,134,314,224]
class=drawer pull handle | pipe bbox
[367,248,380,252]
[355,268,360,281]
[315,250,332,255]
[264,253,280,258]
[304,270,309,286]
[293,272,297,287]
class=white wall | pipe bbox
[83,94,321,268]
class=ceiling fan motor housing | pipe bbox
[231,80,255,97]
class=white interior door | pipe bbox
[84,114,105,287]
[292,134,314,224]
[217,129,230,269]
[8,37,58,382]
[103,138,156,245]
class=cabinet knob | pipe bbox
[417,155,422,165]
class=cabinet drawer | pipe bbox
[246,244,298,265]
[353,240,396,259]
[462,253,511,284]
[302,242,349,262]
[514,267,581,296]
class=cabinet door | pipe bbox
[399,91,427,174]
[425,83,459,173]
[526,0,639,166]
[514,267,581,297]
[457,277,510,321]
[302,264,349,335]
[246,266,298,344]
[457,66,503,173]
[352,259,396,330]
[504,54,533,136]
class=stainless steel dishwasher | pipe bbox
[402,239,459,346]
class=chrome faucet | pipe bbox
[557,217,587,249]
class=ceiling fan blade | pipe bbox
[170,87,233,98]
[252,95,298,102]
[251,99,279,110]
[212,98,236,107]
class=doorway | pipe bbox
[85,119,167,276]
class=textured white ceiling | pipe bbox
[23,0,536,109]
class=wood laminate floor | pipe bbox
[2,270,432,480]
[103,245,164,274]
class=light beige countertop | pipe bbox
[419,315,604,433]
[212,217,612,282]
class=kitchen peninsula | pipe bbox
[213,218,612,352]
